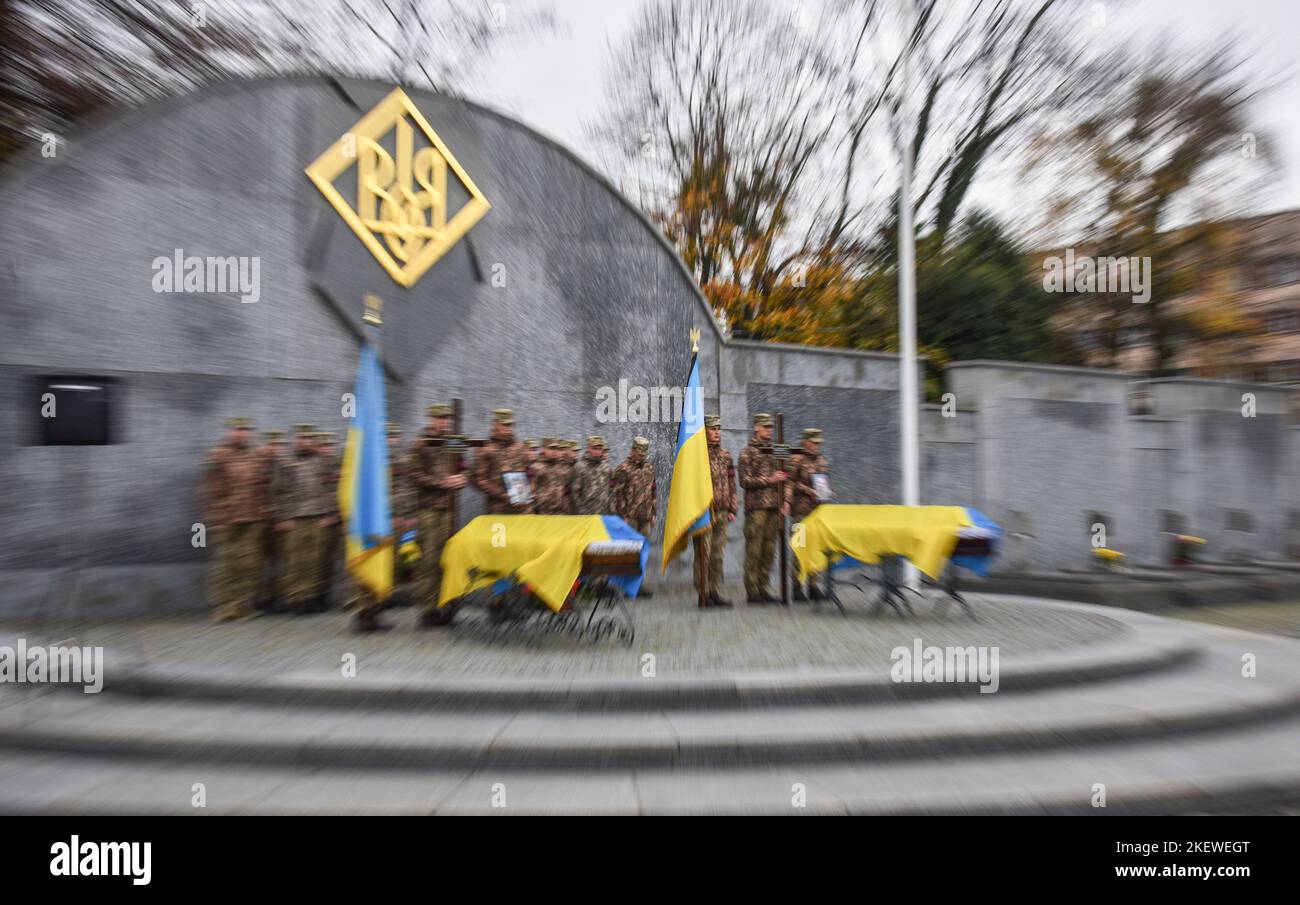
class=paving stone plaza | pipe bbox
[2,583,1298,815]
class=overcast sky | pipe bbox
[469,0,1300,223]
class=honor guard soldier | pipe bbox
[531,438,550,479]
[314,430,343,608]
[613,436,656,597]
[203,417,270,622]
[786,427,831,600]
[271,423,334,614]
[472,408,534,514]
[738,413,786,604]
[387,422,418,595]
[571,436,614,515]
[410,403,467,627]
[696,414,737,607]
[523,438,541,467]
[558,440,579,512]
[255,428,286,612]
[534,439,572,514]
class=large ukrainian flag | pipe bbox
[338,337,393,600]
[661,347,713,572]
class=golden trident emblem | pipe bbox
[305,88,490,287]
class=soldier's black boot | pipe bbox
[418,606,456,628]
[353,608,390,633]
[638,587,654,599]
[302,594,329,615]
[808,581,825,601]
[708,593,733,608]
[791,584,807,602]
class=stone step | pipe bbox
[4,712,1298,815]
[95,624,1195,712]
[4,634,1296,770]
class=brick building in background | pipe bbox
[1044,208,1300,392]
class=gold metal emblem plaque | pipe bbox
[305,87,490,287]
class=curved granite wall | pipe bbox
[0,76,723,613]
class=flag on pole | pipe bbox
[338,333,394,600]
[661,332,713,572]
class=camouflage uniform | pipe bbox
[555,443,578,513]
[472,413,534,515]
[697,423,738,599]
[737,416,783,600]
[390,445,418,527]
[533,443,572,514]
[315,434,343,606]
[409,416,464,615]
[203,420,270,621]
[785,429,829,598]
[613,440,656,537]
[570,438,614,515]
[255,430,285,608]
[785,448,829,522]
[272,428,334,609]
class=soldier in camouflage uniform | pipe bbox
[529,438,548,481]
[203,417,271,622]
[533,439,572,514]
[272,423,335,614]
[314,431,343,609]
[410,403,467,627]
[785,427,831,600]
[613,436,656,597]
[523,438,540,468]
[737,413,787,604]
[255,428,286,612]
[695,414,737,608]
[558,441,579,511]
[472,408,534,514]
[570,436,614,515]
[387,422,418,595]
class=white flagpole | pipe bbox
[897,8,920,590]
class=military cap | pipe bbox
[632,436,650,451]
[523,439,539,449]
[565,439,580,450]
[293,422,315,435]
[316,431,337,442]
[426,403,452,418]
[752,413,774,427]
[587,435,607,448]
[226,416,254,430]
[386,422,402,436]
[262,429,284,440]
[492,408,515,425]
[802,428,824,442]
[546,439,565,450]
[704,414,721,428]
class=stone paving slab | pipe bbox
[1,589,1124,681]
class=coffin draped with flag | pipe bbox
[337,339,394,600]
[791,504,1001,581]
[660,350,713,572]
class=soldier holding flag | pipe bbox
[339,296,397,633]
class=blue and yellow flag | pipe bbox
[661,348,713,572]
[338,338,393,600]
